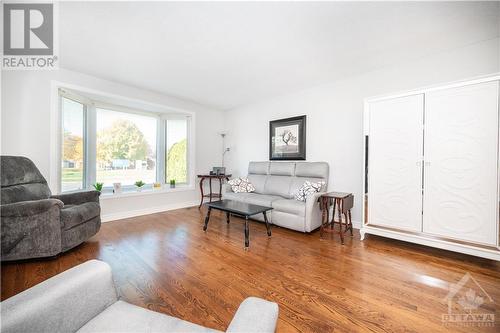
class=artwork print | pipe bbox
[269,115,306,160]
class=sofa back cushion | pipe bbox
[248,162,269,175]
[290,162,329,197]
[246,161,329,199]
[1,156,51,205]
[264,176,292,198]
[268,162,295,176]
[247,174,267,194]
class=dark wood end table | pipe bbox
[319,192,354,244]
[203,200,273,249]
[197,174,231,208]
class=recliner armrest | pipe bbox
[226,297,279,333]
[51,190,100,205]
[1,199,63,217]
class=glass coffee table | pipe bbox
[203,200,273,249]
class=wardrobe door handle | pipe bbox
[425,162,431,166]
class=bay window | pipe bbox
[59,89,192,193]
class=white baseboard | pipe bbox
[102,202,363,232]
[101,200,199,222]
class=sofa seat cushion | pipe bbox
[60,202,100,230]
[272,199,306,217]
[243,193,281,207]
[224,192,250,202]
[77,300,222,333]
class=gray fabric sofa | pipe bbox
[1,156,101,261]
[1,260,279,333]
[224,161,329,232]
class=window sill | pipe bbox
[100,185,195,200]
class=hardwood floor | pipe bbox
[2,206,500,332]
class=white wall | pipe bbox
[1,68,225,220]
[224,38,500,227]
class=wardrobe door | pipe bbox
[368,94,424,232]
[423,81,499,245]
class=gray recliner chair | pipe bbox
[1,156,101,261]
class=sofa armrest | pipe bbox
[226,297,279,333]
[1,260,118,333]
[1,199,63,217]
[51,190,100,205]
[304,191,325,232]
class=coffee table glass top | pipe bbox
[205,200,273,216]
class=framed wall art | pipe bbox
[269,115,306,160]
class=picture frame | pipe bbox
[269,115,306,160]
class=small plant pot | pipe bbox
[137,187,142,192]
[170,184,175,189]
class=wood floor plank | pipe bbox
[2,206,499,332]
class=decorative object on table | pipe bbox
[93,182,104,192]
[269,115,306,160]
[318,192,354,244]
[197,174,232,208]
[0,156,101,261]
[153,182,162,190]
[294,180,325,201]
[169,179,176,188]
[228,177,255,193]
[134,180,145,192]
[203,199,273,249]
[212,166,226,175]
[112,182,122,194]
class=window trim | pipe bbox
[163,116,192,186]
[52,82,196,194]
[60,93,88,192]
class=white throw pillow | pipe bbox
[228,177,256,193]
[294,181,325,201]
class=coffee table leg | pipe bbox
[203,207,212,231]
[263,211,271,237]
[244,216,249,248]
[226,211,230,224]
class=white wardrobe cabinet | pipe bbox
[362,75,500,260]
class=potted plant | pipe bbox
[169,179,176,189]
[93,182,104,192]
[135,180,146,192]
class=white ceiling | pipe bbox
[59,1,499,110]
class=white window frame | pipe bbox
[53,83,195,194]
[162,115,192,186]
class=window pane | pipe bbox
[61,97,85,192]
[96,108,157,187]
[166,119,188,184]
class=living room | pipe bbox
[1,1,500,332]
